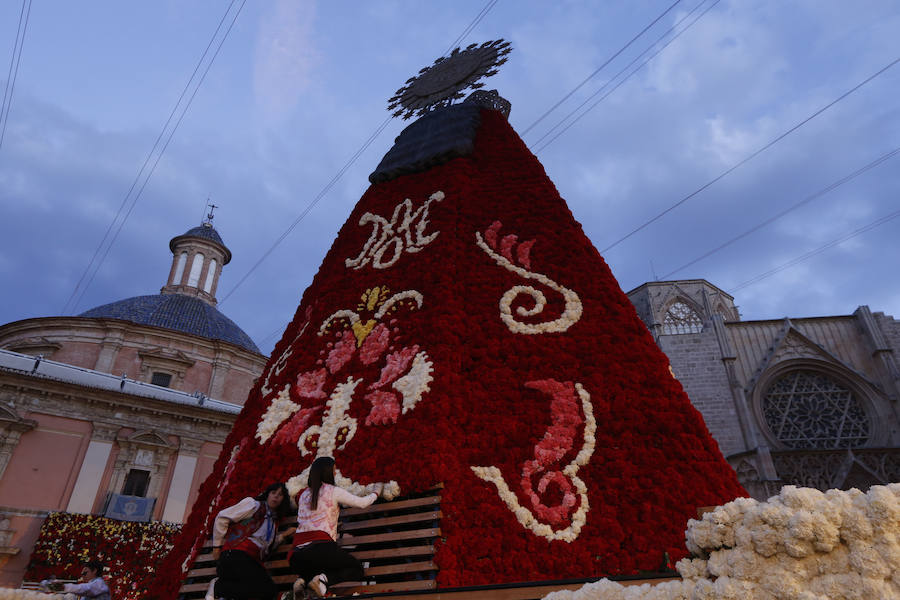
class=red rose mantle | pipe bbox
[149,105,746,599]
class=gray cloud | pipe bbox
[1,0,898,356]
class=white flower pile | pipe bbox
[0,589,61,600]
[543,484,900,600]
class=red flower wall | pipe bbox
[148,108,746,599]
[25,512,179,600]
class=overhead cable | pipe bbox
[63,0,246,314]
[219,113,395,307]
[532,0,717,152]
[661,145,900,279]
[223,0,501,310]
[443,0,500,57]
[731,207,900,292]
[599,55,900,254]
[521,0,683,137]
[0,0,32,152]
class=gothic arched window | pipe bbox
[762,370,870,449]
[662,301,703,334]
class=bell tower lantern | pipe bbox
[161,207,232,305]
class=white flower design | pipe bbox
[475,221,582,335]
[472,381,595,543]
[255,286,432,500]
[346,191,445,270]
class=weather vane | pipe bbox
[203,199,218,225]
[388,39,512,120]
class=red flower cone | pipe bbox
[149,104,746,598]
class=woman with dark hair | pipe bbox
[289,457,383,598]
[205,482,296,600]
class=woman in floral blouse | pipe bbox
[289,457,383,598]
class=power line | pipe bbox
[63,0,245,314]
[521,0,683,137]
[219,113,395,306]
[443,0,499,57]
[598,55,900,254]
[221,0,501,310]
[531,0,717,152]
[731,207,900,292]
[0,0,32,152]
[661,145,900,279]
[71,0,246,315]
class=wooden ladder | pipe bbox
[179,488,441,598]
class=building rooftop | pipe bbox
[0,347,241,414]
[80,293,260,354]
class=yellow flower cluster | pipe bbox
[25,512,180,600]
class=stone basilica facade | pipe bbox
[627,279,900,500]
[0,220,266,586]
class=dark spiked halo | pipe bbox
[388,39,512,120]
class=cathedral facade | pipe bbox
[627,279,900,500]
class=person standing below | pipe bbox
[42,561,110,600]
[289,457,383,598]
[206,482,295,600]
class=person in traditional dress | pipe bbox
[41,560,110,600]
[289,457,383,598]
[206,482,295,600]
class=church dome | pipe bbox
[80,294,260,353]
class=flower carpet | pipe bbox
[149,105,746,599]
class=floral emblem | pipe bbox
[255,286,433,498]
[345,191,444,270]
[476,221,582,334]
[472,380,595,542]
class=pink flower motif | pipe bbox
[326,330,356,373]
[516,240,534,269]
[370,345,419,390]
[484,220,502,248]
[295,368,327,399]
[359,323,390,365]
[518,379,584,526]
[273,407,321,446]
[271,314,426,448]
[364,390,401,426]
[481,221,536,270]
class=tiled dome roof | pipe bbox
[169,224,232,264]
[182,225,225,246]
[80,294,260,353]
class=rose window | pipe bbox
[662,301,703,335]
[762,370,870,449]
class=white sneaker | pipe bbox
[204,577,218,600]
[308,574,327,597]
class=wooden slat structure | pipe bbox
[178,486,685,599]
[326,574,681,600]
[178,488,442,598]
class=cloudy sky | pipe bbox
[1,0,898,356]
